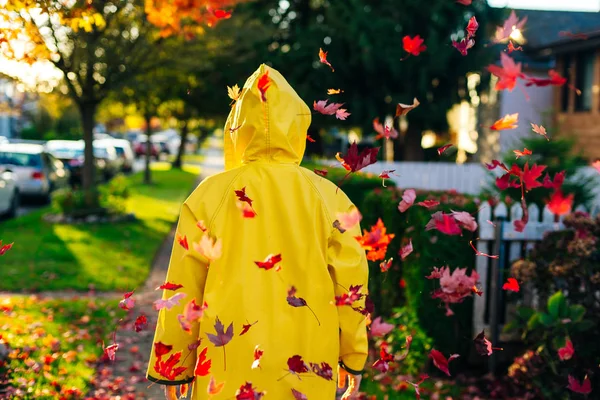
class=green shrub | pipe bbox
[99,174,131,214]
[361,187,478,357]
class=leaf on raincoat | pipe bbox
[235,187,257,215]
[548,190,574,216]
[155,351,188,380]
[227,84,241,102]
[398,189,416,212]
[507,41,523,53]
[156,282,184,291]
[372,341,395,373]
[355,218,395,261]
[0,241,13,255]
[176,233,189,250]
[154,293,187,311]
[487,53,524,91]
[197,220,208,232]
[207,375,225,396]
[237,201,257,218]
[473,330,503,356]
[332,220,346,233]
[178,299,208,333]
[327,88,343,95]
[252,345,263,369]
[103,342,119,361]
[255,254,282,271]
[309,362,333,380]
[437,144,453,155]
[452,38,475,56]
[235,382,265,399]
[469,240,498,259]
[373,117,399,140]
[193,234,223,261]
[314,168,328,177]
[240,320,258,336]
[291,388,308,400]
[502,277,520,292]
[494,10,528,43]
[466,16,478,39]
[207,316,234,371]
[287,286,320,325]
[134,314,148,332]
[335,284,365,306]
[336,207,362,232]
[119,291,135,310]
[287,355,310,375]
[188,339,202,351]
[417,200,440,208]
[336,142,380,173]
[154,342,173,358]
[490,113,518,130]
[406,374,429,400]
[380,257,393,272]
[400,239,413,260]
[257,71,271,103]
[558,338,574,361]
[318,48,334,71]
[306,134,316,142]
[396,98,420,117]
[194,347,211,376]
[403,35,427,56]
[513,148,532,159]
[567,375,592,394]
[370,316,394,337]
[429,349,459,376]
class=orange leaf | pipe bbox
[490,113,518,131]
[318,48,334,72]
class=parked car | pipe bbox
[0,167,19,218]
[0,143,69,202]
[45,140,101,186]
[107,139,135,172]
[134,138,160,159]
[92,139,121,180]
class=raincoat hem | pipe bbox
[146,374,194,386]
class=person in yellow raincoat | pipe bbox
[147,64,369,400]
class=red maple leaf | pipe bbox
[119,291,135,311]
[0,241,13,256]
[306,134,316,142]
[176,233,189,250]
[531,123,549,140]
[291,389,308,400]
[488,53,524,91]
[567,375,592,394]
[252,345,263,369]
[154,342,172,358]
[434,214,462,236]
[466,16,478,38]
[502,277,520,292]
[318,48,334,72]
[335,284,365,306]
[396,98,420,117]
[490,113,518,130]
[154,351,187,380]
[286,286,320,325]
[522,163,546,190]
[403,35,427,56]
[103,342,119,361]
[406,374,429,400]
[507,41,523,53]
[513,148,532,159]
[309,362,333,380]
[437,144,453,155]
[525,69,567,88]
[548,190,574,216]
[206,316,234,370]
[335,142,380,186]
[314,168,328,177]
[254,253,282,271]
[417,200,440,208]
[194,347,211,376]
[240,320,258,336]
[473,330,503,356]
[287,355,310,375]
[235,187,257,215]
[452,38,475,56]
[400,239,413,260]
[429,349,459,376]
[373,342,395,372]
[257,71,271,102]
[156,282,184,291]
[212,9,232,20]
[313,99,344,116]
[354,218,395,261]
[134,314,148,332]
[558,338,574,361]
[542,171,565,189]
[456,0,472,4]
[235,382,265,400]
[485,159,508,171]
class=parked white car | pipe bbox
[0,143,70,201]
[0,168,19,218]
[107,138,135,172]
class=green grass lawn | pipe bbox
[0,165,200,292]
[0,296,124,399]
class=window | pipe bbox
[575,50,595,112]
[561,55,571,112]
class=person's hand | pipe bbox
[164,384,188,399]
[338,365,362,400]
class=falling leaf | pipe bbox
[531,123,549,140]
[379,170,396,187]
[396,98,420,117]
[235,187,256,213]
[154,342,173,358]
[507,41,523,53]
[429,349,459,376]
[237,201,257,218]
[207,316,234,371]
[176,233,189,250]
[521,163,546,190]
[513,148,532,159]
[240,320,258,336]
[491,113,519,130]
[335,108,351,120]
[255,253,282,271]
[355,218,395,261]
[318,48,334,71]
[502,277,520,292]
[336,207,362,231]
[469,241,498,259]
[403,35,427,56]
[558,338,575,361]
[207,375,225,396]
[287,286,320,325]
[155,351,188,380]
[456,0,472,4]
[310,362,333,380]
[373,117,399,140]
[473,330,503,356]
[235,382,265,400]
[451,210,477,232]
[213,9,232,20]
[227,84,241,102]
[548,190,574,216]
[429,213,462,236]
[336,142,380,173]
[400,240,413,260]
[314,168,328,177]
[380,257,393,272]
[313,99,344,116]
[194,347,212,376]
[0,241,13,255]
[372,341,395,372]
[466,16,479,39]
[154,293,187,311]
[251,345,263,369]
[494,10,528,43]
[417,200,440,208]
[287,354,310,375]
[452,38,475,56]
[438,144,453,155]
[193,234,223,261]
[370,316,394,337]
[567,375,592,394]
[406,374,429,400]
[119,291,135,310]
[327,88,343,95]
[306,134,316,142]
[398,189,416,213]
[178,299,208,333]
[156,282,184,291]
[488,53,524,91]
[291,388,308,400]
[485,159,508,171]
[257,71,271,102]
[134,314,148,332]
[103,342,119,361]
[335,285,365,307]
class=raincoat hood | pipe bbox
[224,64,312,170]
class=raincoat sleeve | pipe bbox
[147,202,208,385]
[327,203,370,374]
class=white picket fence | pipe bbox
[472,200,599,340]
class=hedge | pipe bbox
[361,187,478,357]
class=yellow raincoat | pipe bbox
[147,64,369,399]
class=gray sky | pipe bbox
[489,0,600,11]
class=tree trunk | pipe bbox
[172,119,189,169]
[80,103,98,206]
[403,125,425,161]
[144,114,153,185]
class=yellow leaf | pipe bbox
[227,84,241,101]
